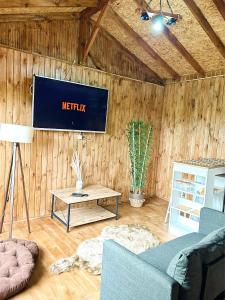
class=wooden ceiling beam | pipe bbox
[89,20,164,85]
[0,13,80,22]
[163,27,205,75]
[108,8,179,79]
[78,14,89,64]
[0,0,100,8]
[81,6,103,18]
[83,2,110,62]
[134,0,205,75]
[79,1,109,64]
[183,0,225,59]
[0,7,85,14]
[212,0,225,21]
[80,0,110,18]
[80,5,164,84]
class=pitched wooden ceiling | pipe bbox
[0,0,225,83]
[93,0,225,81]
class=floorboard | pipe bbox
[0,198,172,300]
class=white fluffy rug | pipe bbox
[50,224,160,275]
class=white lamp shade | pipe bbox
[0,123,34,144]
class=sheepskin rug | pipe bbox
[50,224,160,275]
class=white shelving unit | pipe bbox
[167,159,225,236]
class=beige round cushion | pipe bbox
[0,240,36,300]
[6,239,39,261]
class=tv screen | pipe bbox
[32,75,109,133]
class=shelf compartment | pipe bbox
[173,188,195,195]
[190,208,201,217]
[173,188,205,198]
[172,205,201,218]
[175,178,205,187]
[213,187,224,194]
[54,205,116,228]
[169,207,199,235]
[169,161,225,236]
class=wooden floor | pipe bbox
[0,198,173,300]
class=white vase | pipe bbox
[76,180,83,192]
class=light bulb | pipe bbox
[151,15,164,33]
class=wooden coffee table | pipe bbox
[50,185,121,232]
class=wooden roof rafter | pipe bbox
[212,0,225,21]
[78,1,108,64]
[108,7,179,79]
[83,1,110,62]
[80,0,111,18]
[134,0,205,75]
[89,20,164,85]
[183,0,225,59]
[79,1,165,84]
[0,0,100,15]
[0,0,100,8]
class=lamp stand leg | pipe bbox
[0,150,14,234]
[9,142,17,239]
[18,144,31,234]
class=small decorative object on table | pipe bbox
[127,120,154,208]
[71,151,83,192]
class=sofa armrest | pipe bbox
[100,240,179,300]
[199,207,225,235]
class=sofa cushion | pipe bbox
[167,226,225,300]
[198,226,225,264]
[139,232,205,272]
[167,245,202,300]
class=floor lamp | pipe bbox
[0,123,34,239]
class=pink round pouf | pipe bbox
[0,239,38,300]
[6,239,39,261]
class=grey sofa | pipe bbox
[100,207,225,300]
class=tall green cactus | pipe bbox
[127,120,154,194]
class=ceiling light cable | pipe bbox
[166,0,174,14]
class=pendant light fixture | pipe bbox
[140,0,181,33]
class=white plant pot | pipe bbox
[76,180,83,192]
[129,192,145,208]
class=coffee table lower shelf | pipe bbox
[53,206,116,230]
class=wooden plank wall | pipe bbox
[0,46,164,222]
[0,20,156,82]
[0,20,79,62]
[156,76,225,200]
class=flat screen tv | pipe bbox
[32,75,109,133]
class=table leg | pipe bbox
[115,196,119,220]
[67,204,71,232]
[51,195,55,219]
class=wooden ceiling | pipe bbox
[0,0,225,83]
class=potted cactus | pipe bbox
[127,120,154,207]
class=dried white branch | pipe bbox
[71,151,82,181]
